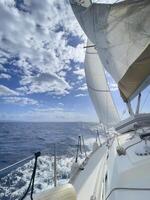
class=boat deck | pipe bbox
[105,133,150,200]
[71,145,107,200]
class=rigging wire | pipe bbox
[113,0,121,3]
[0,142,81,199]
[120,109,127,119]
[75,135,87,162]
[0,155,34,173]
[141,89,150,111]
[0,143,77,174]
[125,139,142,151]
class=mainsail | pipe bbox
[70,0,150,102]
[85,40,119,127]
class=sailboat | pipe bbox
[24,0,150,199]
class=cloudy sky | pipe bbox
[0,0,149,122]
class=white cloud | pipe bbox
[105,70,118,91]
[0,106,97,122]
[0,73,11,79]
[0,57,8,64]
[109,83,118,91]
[0,64,7,72]
[73,67,85,80]
[58,102,64,106]
[0,84,19,96]
[18,72,71,95]
[1,96,38,105]
[0,0,86,96]
[78,83,87,91]
[75,93,87,97]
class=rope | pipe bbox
[96,130,102,146]
[125,139,142,151]
[75,136,83,162]
[19,152,41,200]
[75,136,80,163]
[81,136,87,159]
[79,136,82,154]
[75,135,87,162]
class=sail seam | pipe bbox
[88,84,110,92]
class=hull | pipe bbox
[70,145,107,199]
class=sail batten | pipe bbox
[85,40,119,127]
[70,0,150,102]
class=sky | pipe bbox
[0,0,149,122]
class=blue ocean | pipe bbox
[0,122,101,200]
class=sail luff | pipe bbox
[85,40,119,127]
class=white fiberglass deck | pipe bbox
[71,145,107,200]
[106,133,150,200]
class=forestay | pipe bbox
[85,40,119,127]
[70,0,150,102]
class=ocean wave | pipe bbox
[0,122,103,200]
[0,147,92,200]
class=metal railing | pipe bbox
[0,135,96,200]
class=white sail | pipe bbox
[85,40,119,127]
[70,0,150,102]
